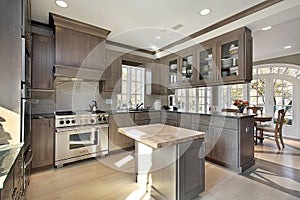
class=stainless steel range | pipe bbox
[55,110,109,167]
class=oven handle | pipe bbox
[56,124,110,133]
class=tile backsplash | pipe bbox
[31,91,55,114]
[56,81,99,111]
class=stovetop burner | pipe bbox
[55,111,76,116]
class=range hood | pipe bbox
[54,65,106,81]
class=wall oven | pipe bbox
[55,111,109,167]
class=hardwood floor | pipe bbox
[26,137,300,200]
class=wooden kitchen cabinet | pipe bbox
[166,54,180,88]
[145,61,163,95]
[159,26,252,88]
[109,113,135,152]
[31,118,54,170]
[32,28,54,90]
[161,111,178,126]
[190,113,254,172]
[216,27,252,84]
[195,40,217,85]
[178,47,196,87]
[134,111,161,125]
[99,50,122,93]
[50,13,110,69]
[211,127,238,167]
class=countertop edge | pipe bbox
[118,124,205,149]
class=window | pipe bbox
[219,84,247,109]
[273,79,293,125]
[249,79,266,106]
[118,65,144,109]
[175,87,211,112]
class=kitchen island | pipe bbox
[118,124,205,200]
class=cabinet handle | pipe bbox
[48,80,50,88]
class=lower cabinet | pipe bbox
[134,111,161,125]
[190,114,254,172]
[31,118,54,170]
[109,113,135,152]
[0,152,23,200]
[211,127,238,167]
[161,111,178,126]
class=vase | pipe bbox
[238,107,245,113]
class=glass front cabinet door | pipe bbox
[179,48,196,86]
[196,41,217,85]
[217,27,252,83]
[167,55,180,88]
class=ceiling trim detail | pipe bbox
[50,13,111,38]
[157,0,284,54]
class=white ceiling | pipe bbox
[31,0,300,61]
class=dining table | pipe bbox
[253,114,273,144]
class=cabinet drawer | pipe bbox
[177,113,191,129]
[112,113,135,127]
[166,112,178,120]
[191,115,211,125]
[165,119,177,127]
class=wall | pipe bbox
[31,91,55,114]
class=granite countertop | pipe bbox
[0,143,23,189]
[31,113,55,119]
[118,124,205,149]
[109,109,255,119]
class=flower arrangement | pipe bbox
[233,100,249,109]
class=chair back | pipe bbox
[247,106,263,114]
[275,109,286,133]
[221,108,239,113]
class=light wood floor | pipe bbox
[26,137,300,200]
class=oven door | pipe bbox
[55,125,108,162]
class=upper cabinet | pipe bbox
[166,54,180,88]
[160,26,252,88]
[99,50,122,93]
[216,27,252,84]
[32,23,54,90]
[50,13,110,70]
[179,48,196,87]
[195,40,217,85]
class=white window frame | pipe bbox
[119,65,145,109]
[175,87,212,112]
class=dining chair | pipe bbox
[221,108,239,113]
[255,109,286,150]
[247,106,263,114]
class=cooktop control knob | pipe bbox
[102,116,106,122]
[71,119,76,124]
[66,120,70,124]
[90,118,95,124]
[59,120,64,125]
[97,116,102,121]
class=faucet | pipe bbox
[89,100,97,111]
[136,102,143,110]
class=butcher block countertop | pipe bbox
[118,123,205,149]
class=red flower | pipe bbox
[233,100,249,108]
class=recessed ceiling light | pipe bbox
[261,26,272,31]
[199,8,211,16]
[284,45,292,49]
[155,35,162,40]
[55,0,68,8]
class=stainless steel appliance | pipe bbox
[55,110,109,167]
